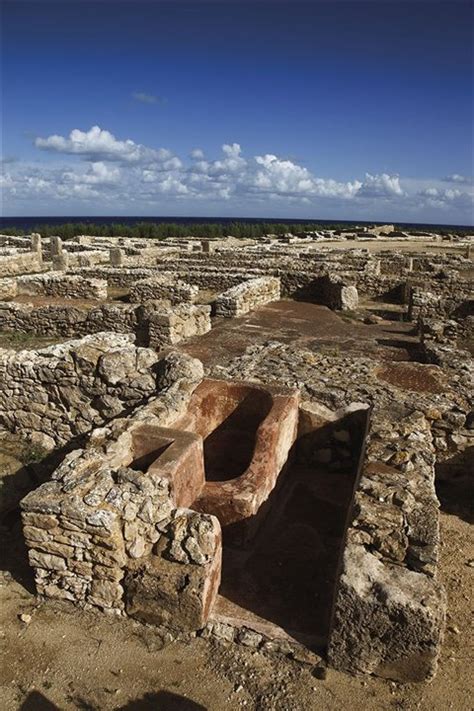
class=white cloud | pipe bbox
[444,174,472,184]
[35,125,174,165]
[191,142,247,179]
[356,173,404,199]
[0,125,470,222]
[417,184,474,211]
[252,154,361,199]
[155,175,189,195]
[63,161,121,186]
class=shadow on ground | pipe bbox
[18,690,207,711]
[435,445,474,525]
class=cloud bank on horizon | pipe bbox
[1,125,472,223]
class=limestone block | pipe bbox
[125,511,221,633]
[215,277,281,318]
[327,543,446,682]
[109,247,124,266]
[340,285,359,310]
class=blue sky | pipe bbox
[1,0,473,223]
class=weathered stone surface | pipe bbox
[16,272,107,299]
[327,543,446,682]
[130,274,198,305]
[19,349,207,613]
[0,333,161,447]
[125,511,222,633]
[215,277,280,317]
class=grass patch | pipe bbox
[0,331,60,350]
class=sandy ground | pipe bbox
[0,497,472,711]
[306,238,471,255]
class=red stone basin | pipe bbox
[172,379,300,527]
[129,424,204,508]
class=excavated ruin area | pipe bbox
[0,231,472,703]
[181,299,422,367]
[212,410,368,650]
[122,377,369,652]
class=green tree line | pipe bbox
[1,221,469,239]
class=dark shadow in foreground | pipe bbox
[18,690,60,710]
[18,690,207,711]
[117,691,207,710]
[435,445,474,525]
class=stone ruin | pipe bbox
[0,227,472,686]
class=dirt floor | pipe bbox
[182,299,421,366]
[0,480,472,711]
[310,239,470,256]
[0,285,472,709]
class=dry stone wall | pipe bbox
[130,274,199,304]
[148,303,211,348]
[0,251,43,278]
[16,273,107,300]
[215,277,281,317]
[0,302,140,339]
[20,351,212,614]
[0,333,161,449]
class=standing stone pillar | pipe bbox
[202,240,215,254]
[110,247,124,266]
[372,259,381,275]
[50,236,63,257]
[466,243,472,259]
[405,257,414,272]
[401,280,412,306]
[30,233,43,263]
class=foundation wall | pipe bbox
[215,277,281,317]
[130,275,199,305]
[0,300,211,350]
[0,251,43,278]
[327,411,446,682]
[16,273,108,300]
[0,302,140,339]
[0,332,161,448]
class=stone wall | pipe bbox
[0,278,17,300]
[19,351,221,617]
[16,273,108,300]
[215,277,281,317]
[408,280,474,321]
[213,340,474,681]
[148,303,212,348]
[130,274,199,305]
[66,251,110,268]
[0,302,140,339]
[0,251,43,278]
[327,411,445,682]
[0,333,162,449]
[70,267,156,288]
[0,301,212,350]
